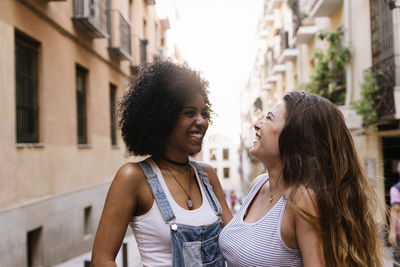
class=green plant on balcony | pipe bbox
[254,97,263,112]
[351,69,381,126]
[287,0,298,10]
[298,29,351,105]
[287,0,308,20]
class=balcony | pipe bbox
[259,29,269,40]
[295,25,317,44]
[144,0,156,5]
[309,0,342,18]
[108,10,132,61]
[371,56,396,120]
[279,49,298,63]
[266,75,279,84]
[160,18,171,30]
[265,14,275,26]
[271,0,283,9]
[272,64,286,75]
[261,83,273,91]
[72,0,108,38]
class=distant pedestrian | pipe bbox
[91,60,232,266]
[219,92,384,267]
[389,162,400,266]
[230,191,237,211]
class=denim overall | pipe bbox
[138,159,225,267]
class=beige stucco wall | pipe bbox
[0,0,144,209]
[329,2,343,31]
[130,0,163,66]
[0,19,18,206]
[349,0,372,101]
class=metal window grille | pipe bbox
[223,167,230,179]
[223,148,229,160]
[107,10,131,60]
[15,31,40,143]
[76,65,88,144]
[109,84,117,145]
[140,39,148,65]
[370,0,395,118]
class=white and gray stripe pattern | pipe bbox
[219,174,303,267]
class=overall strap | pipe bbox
[190,161,223,217]
[137,159,176,223]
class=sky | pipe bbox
[157,0,264,144]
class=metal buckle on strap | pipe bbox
[168,219,178,232]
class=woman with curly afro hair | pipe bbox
[91,60,232,267]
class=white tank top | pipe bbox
[129,158,218,267]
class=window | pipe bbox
[141,20,148,65]
[27,227,43,267]
[84,206,92,236]
[76,65,88,144]
[109,84,117,146]
[15,31,40,143]
[210,148,217,160]
[154,22,158,46]
[223,168,230,179]
[223,148,229,160]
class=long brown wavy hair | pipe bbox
[279,91,383,267]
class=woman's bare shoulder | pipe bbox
[112,162,148,190]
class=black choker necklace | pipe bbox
[162,156,189,166]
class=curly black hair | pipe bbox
[119,60,212,156]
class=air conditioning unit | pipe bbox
[72,0,108,38]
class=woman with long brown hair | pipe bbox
[219,91,383,266]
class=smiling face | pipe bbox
[250,101,287,166]
[164,93,209,159]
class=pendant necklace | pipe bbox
[268,180,281,203]
[164,164,193,209]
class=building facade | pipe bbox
[241,0,400,227]
[0,0,174,265]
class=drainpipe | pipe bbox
[392,2,400,118]
[344,0,352,106]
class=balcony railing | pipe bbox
[72,0,108,38]
[295,25,317,44]
[290,0,302,34]
[371,56,396,119]
[108,10,131,61]
[280,30,289,56]
[309,0,342,17]
[279,49,298,63]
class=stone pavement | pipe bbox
[55,236,394,267]
[55,235,142,267]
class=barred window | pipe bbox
[223,148,229,160]
[15,31,40,143]
[223,167,230,179]
[76,65,88,144]
[210,148,217,160]
[109,84,117,146]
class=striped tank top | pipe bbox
[219,174,303,267]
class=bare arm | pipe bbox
[389,204,400,247]
[200,163,233,227]
[294,188,325,267]
[91,163,143,267]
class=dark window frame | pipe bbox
[223,167,230,179]
[223,148,229,160]
[109,83,117,146]
[76,65,88,145]
[15,30,40,143]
